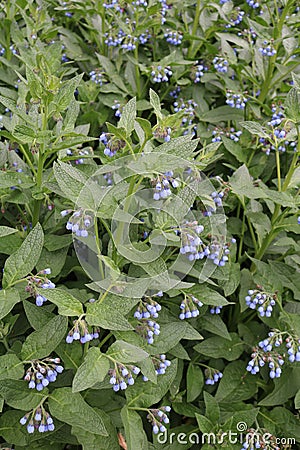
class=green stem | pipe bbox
[114,176,137,247]
[187,0,201,59]
[19,144,36,176]
[275,148,281,192]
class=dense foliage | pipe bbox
[0,0,299,449]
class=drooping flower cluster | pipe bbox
[259,40,276,56]
[147,406,171,434]
[204,368,223,385]
[99,132,126,157]
[151,171,180,200]
[24,357,64,391]
[134,293,162,344]
[191,63,207,83]
[213,57,229,73]
[143,354,171,381]
[66,317,100,344]
[176,221,205,261]
[153,125,172,142]
[173,99,198,127]
[20,406,55,434]
[241,428,280,450]
[25,268,55,306]
[286,335,300,363]
[62,208,92,237]
[158,0,170,24]
[246,344,284,379]
[210,305,223,314]
[108,363,140,391]
[111,100,123,118]
[246,0,260,8]
[89,69,104,85]
[225,8,245,28]
[245,287,277,317]
[226,91,248,109]
[164,29,183,46]
[267,105,284,127]
[139,30,152,44]
[212,127,242,142]
[179,294,203,320]
[151,65,172,83]
[66,147,93,165]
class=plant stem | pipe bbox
[187,0,201,59]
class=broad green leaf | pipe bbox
[126,359,178,407]
[107,340,149,363]
[53,160,87,203]
[72,347,110,392]
[241,121,270,138]
[119,97,136,135]
[216,361,258,403]
[153,135,199,158]
[37,288,84,316]
[295,390,300,409]
[200,106,244,123]
[187,363,204,402]
[0,288,21,320]
[23,300,55,330]
[3,223,44,288]
[149,321,189,354]
[186,286,230,306]
[86,302,133,331]
[194,333,244,360]
[48,387,108,436]
[0,226,18,237]
[230,165,267,199]
[0,410,34,446]
[285,87,300,123]
[203,392,220,424]
[121,406,149,450]
[21,315,67,360]
[149,88,162,119]
[197,315,231,340]
[0,354,23,380]
[195,413,213,434]
[0,380,45,410]
[258,367,300,406]
[52,74,83,112]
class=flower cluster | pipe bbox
[179,294,203,320]
[225,9,245,28]
[173,99,198,127]
[245,287,277,317]
[213,57,229,73]
[151,171,180,200]
[134,293,162,320]
[210,305,223,314]
[212,127,242,142]
[153,125,172,142]
[151,65,172,83]
[62,208,92,237]
[147,406,171,434]
[0,45,5,56]
[164,29,183,46]
[139,30,151,44]
[108,363,140,391]
[205,237,232,266]
[259,41,276,57]
[25,268,55,306]
[89,69,104,85]
[158,0,170,24]
[241,429,281,450]
[176,221,205,261]
[143,354,171,381]
[135,318,160,345]
[205,368,223,385]
[24,357,64,391]
[246,345,284,379]
[246,0,260,8]
[99,132,126,157]
[132,0,148,7]
[66,147,92,165]
[169,86,181,98]
[111,100,123,118]
[191,63,207,83]
[20,406,54,434]
[66,317,100,344]
[104,29,126,47]
[226,91,248,109]
[286,335,300,363]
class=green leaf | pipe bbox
[126,359,178,407]
[149,321,189,354]
[48,387,108,436]
[194,333,243,360]
[230,165,267,199]
[107,340,149,363]
[186,286,230,306]
[0,226,18,237]
[23,300,55,330]
[241,121,270,138]
[0,288,21,320]
[203,392,220,424]
[195,413,214,434]
[53,160,88,203]
[52,74,83,112]
[86,302,133,331]
[149,88,162,119]
[258,367,300,406]
[3,223,44,288]
[285,87,300,123]
[72,347,110,393]
[121,406,149,450]
[200,106,244,123]
[221,136,248,163]
[187,363,204,402]
[0,380,45,410]
[197,315,231,340]
[119,97,136,136]
[295,390,300,409]
[0,354,24,380]
[37,288,84,316]
[21,315,68,360]
[153,136,199,158]
[216,361,258,403]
